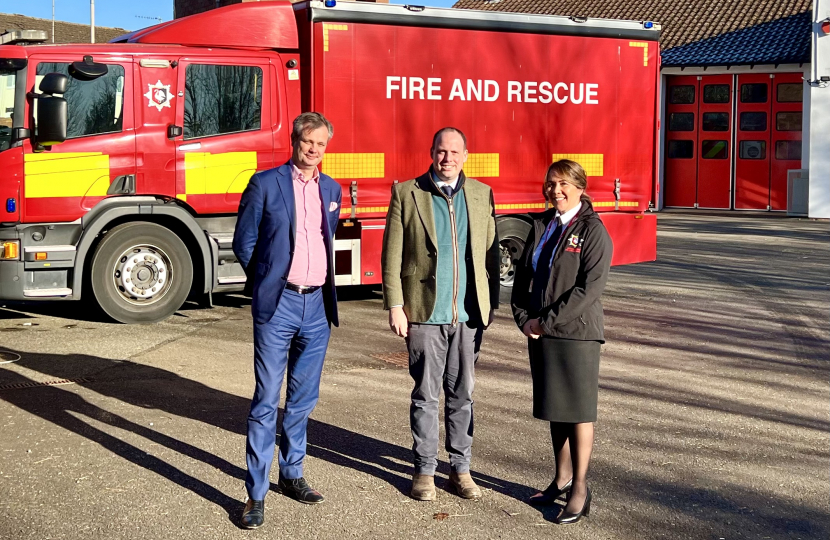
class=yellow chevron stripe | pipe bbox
[24,152,110,198]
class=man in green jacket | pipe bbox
[381,127,500,501]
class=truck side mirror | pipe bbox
[39,72,68,95]
[29,73,69,147]
[37,97,68,146]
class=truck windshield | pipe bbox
[0,69,15,152]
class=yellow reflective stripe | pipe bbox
[593,201,640,207]
[183,151,257,196]
[551,153,604,176]
[24,152,110,198]
[629,42,650,66]
[337,202,638,215]
[322,153,384,179]
[495,203,547,210]
[465,153,499,178]
[323,23,348,52]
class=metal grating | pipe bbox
[0,377,92,391]
[369,352,409,368]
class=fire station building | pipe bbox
[175,0,829,219]
[455,0,828,219]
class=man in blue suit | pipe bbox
[233,112,342,529]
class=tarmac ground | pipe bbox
[0,213,828,540]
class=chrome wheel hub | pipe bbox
[112,245,172,305]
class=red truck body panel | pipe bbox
[307,19,659,219]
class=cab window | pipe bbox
[184,64,262,140]
[0,69,16,151]
[35,62,125,138]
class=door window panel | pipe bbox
[702,112,729,131]
[669,85,695,104]
[739,112,767,131]
[740,84,768,103]
[739,141,766,160]
[777,83,803,102]
[703,84,730,103]
[701,140,728,159]
[775,140,801,160]
[36,62,125,139]
[184,64,263,139]
[667,140,694,159]
[776,112,802,131]
[668,112,694,131]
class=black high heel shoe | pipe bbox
[528,477,573,505]
[555,487,591,524]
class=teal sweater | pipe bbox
[426,188,469,324]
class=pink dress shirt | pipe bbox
[286,161,327,286]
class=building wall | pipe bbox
[809,0,830,218]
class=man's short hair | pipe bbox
[431,127,467,151]
[291,112,333,145]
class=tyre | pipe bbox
[90,222,193,324]
[496,216,532,305]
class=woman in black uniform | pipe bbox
[511,160,613,524]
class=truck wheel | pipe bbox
[91,222,193,324]
[496,216,531,305]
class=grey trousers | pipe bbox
[406,321,483,475]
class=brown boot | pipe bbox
[410,473,436,501]
[449,471,482,500]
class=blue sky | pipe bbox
[3,0,457,32]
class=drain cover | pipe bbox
[369,352,409,368]
[0,377,91,391]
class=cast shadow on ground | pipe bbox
[0,349,531,526]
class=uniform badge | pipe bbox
[144,80,174,111]
[565,234,583,253]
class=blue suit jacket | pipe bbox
[233,162,342,326]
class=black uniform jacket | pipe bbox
[511,201,613,343]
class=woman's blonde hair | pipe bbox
[544,159,591,202]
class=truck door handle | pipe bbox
[178,142,202,151]
[167,124,183,139]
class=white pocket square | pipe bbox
[329,202,339,212]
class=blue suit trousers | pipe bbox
[245,288,331,500]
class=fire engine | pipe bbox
[0,1,660,324]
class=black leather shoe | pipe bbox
[529,477,572,505]
[240,498,265,529]
[555,487,591,524]
[278,476,325,504]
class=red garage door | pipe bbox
[664,75,732,208]
[665,73,803,211]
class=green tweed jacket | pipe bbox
[381,170,500,323]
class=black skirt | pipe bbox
[528,337,601,423]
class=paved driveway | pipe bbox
[1,213,827,539]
